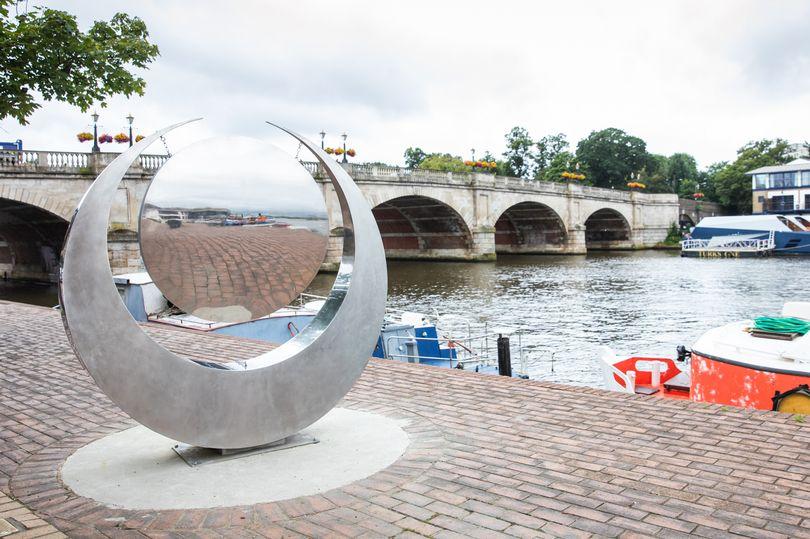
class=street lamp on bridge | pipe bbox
[126,114,135,147]
[91,111,100,153]
[341,132,348,164]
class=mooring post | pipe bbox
[497,334,512,377]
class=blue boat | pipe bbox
[683,214,810,256]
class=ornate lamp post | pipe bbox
[126,114,135,147]
[341,132,348,163]
[319,130,326,149]
[91,111,100,153]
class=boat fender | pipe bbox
[772,384,810,414]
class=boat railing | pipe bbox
[383,334,485,366]
[681,238,710,250]
[383,329,529,376]
[296,293,529,375]
[681,231,775,253]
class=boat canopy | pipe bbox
[694,214,810,233]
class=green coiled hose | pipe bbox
[753,316,810,335]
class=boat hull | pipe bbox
[691,226,810,255]
[691,351,810,410]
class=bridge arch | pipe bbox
[0,197,69,281]
[0,187,74,221]
[494,202,567,254]
[371,195,474,260]
[584,208,632,250]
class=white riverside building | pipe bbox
[748,157,810,214]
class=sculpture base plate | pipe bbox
[60,408,410,510]
[173,434,319,467]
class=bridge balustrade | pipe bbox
[0,150,168,174]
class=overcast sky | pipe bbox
[4,1,810,169]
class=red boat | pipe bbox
[601,302,810,413]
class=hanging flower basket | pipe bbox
[334,147,345,155]
[325,147,334,154]
[562,171,586,180]
[467,161,497,173]
[465,161,497,173]
[693,192,704,199]
[135,135,145,142]
[76,132,93,143]
[114,133,130,144]
[627,181,646,189]
[347,148,356,157]
[98,133,113,144]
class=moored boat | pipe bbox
[682,214,810,256]
[601,302,810,413]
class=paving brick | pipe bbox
[424,501,469,520]
[728,523,789,539]
[608,516,661,536]
[0,302,808,539]
[570,517,625,538]
[540,521,591,538]
[643,514,696,534]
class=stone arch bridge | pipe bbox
[0,150,678,280]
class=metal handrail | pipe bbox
[682,231,775,252]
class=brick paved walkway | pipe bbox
[1,301,808,538]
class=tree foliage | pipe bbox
[539,151,580,183]
[0,0,160,124]
[502,126,535,179]
[712,139,790,214]
[403,146,427,168]
[639,153,669,192]
[401,125,794,213]
[696,161,726,201]
[534,133,568,176]
[666,152,698,195]
[575,128,647,188]
[417,153,468,173]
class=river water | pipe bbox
[3,251,807,388]
[315,251,808,387]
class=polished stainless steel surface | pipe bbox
[140,136,328,323]
[59,121,387,449]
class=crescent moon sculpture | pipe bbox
[59,120,387,449]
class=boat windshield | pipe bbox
[776,215,804,232]
[794,216,810,230]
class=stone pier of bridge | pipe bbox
[0,150,680,280]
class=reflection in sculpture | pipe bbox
[59,120,388,449]
[140,137,328,323]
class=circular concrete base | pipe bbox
[62,408,409,510]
